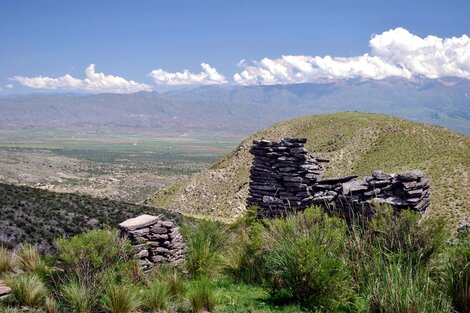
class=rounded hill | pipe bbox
[148,112,470,226]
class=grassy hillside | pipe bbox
[0,183,183,250]
[148,112,470,226]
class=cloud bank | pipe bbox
[149,63,227,85]
[12,64,152,93]
[9,28,470,90]
[234,27,470,85]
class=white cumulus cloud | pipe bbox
[234,27,470,85]
[149,63,227,85]
[12,64,152,93]
[5,84,14,89]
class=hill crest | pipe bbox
[148,112,470,226]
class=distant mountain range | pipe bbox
[1,77,470,134]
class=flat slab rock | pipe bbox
[0,281,11,297]
[119,214,160,231]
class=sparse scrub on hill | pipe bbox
[0,182,182,250]
[150,112,470,227]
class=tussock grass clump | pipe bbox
[187,276,218,313]
[45,296,60,313]
[102,284,141,313]
[0,246,12,276]
[444,229,470,313]
[61,280,93,313]
[184,220,225,277]
[165,270,185,300]
[366,260,451,312]
[144,279,170,312]
[15,243,42,273]
[6,273,47,308]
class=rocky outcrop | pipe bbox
[119,214,185,270]
[248,138,431,219]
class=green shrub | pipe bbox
[0,246,12,276]
[347,205,451,312]
[6,273,47,308]
[184,220,225,277]
[102,284,141,313]
[55,228,133,286]
[15,243,43,273]
[61,280,93,313]
[221,222,265,283]
[365,204,447,266]
[187,276,218,313]
[260,207,354,310]
[144,279,170,312]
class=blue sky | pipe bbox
[1,0,469,93]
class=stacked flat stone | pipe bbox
[247,138,328,218]
[330,170,431,219]
[247,138,431,219]
[119,214,185,270]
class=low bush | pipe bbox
[260,207,355,310]
[55,228,134,287]
[6,273,47,308]
[366,204,447,266]
[221,221,266,284]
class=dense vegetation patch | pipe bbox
[1,205,468,312]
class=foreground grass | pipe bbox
[1,206,468,312]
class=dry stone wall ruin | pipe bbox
[119,214,186,270]
[247,138,431,219]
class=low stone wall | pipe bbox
[119,214,185,270]
[247,138,431,219]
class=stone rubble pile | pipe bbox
[248,138,431,218]
[247,138,329,218]
[119,214,185,270]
